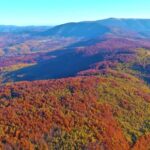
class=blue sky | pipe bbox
[0,0,150,25]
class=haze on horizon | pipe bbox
[0,0,150,26]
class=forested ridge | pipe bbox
[0,73,150,149]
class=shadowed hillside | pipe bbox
[2,37,150,84]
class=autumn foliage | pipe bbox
[0,75,150,149]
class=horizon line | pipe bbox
[1,17,150,26]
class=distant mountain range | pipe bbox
[42,18,150,38]
[1,18,150,57]
[1,18,150,38]
[0,25,51,33]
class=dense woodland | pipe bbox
[0,74,150,149]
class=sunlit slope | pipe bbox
[0,74,150,149]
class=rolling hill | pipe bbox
[0,74,150,149]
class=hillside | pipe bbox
[2,38,150,84]
[0,73,150,149]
